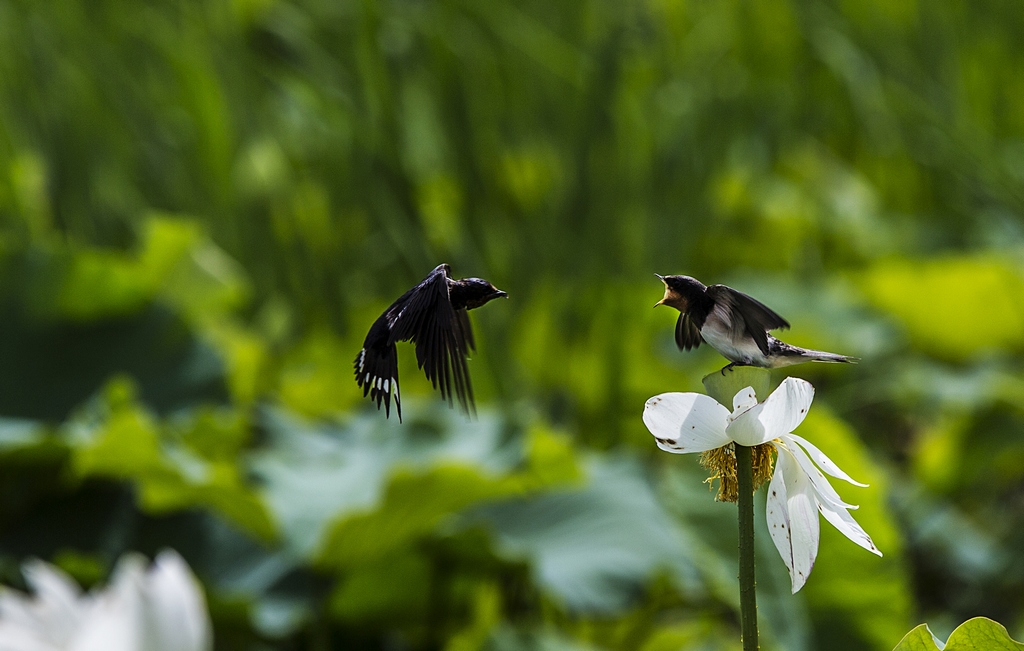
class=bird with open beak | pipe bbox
[654,274,857,370]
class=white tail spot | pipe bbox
[383,379,389,392]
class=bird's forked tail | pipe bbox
[354,344,402,421]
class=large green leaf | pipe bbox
[329,551,432,623]
[944,619,1024,650]
[860,257,1024,359]
[67,380,275,541]
[53,216,247,323]
[317,463,532,569]
[471,457,701,614]
[893,618,1024,651]
[895,624,949,651]
[252,406,581,563]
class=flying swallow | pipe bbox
[654,274,856,370]
[355,263,507,421]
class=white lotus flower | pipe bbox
[0,550,212,651]
[644,376,882,592]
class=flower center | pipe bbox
[699,442,776,502]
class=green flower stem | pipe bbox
[702,366,770,650]
[736,443,759,651]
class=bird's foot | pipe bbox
[718,362,750,376]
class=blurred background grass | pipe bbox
[1,0,1023,649]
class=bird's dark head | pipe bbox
[452,278,508,310]
[654,274,706,312]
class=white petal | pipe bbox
[725,402,770,446]
[0,561,86,647]
[762,377,815,435]
[777,446,820,593]
[786,433,868,487]
[22,561,82,606]
[731,386,759,417]
[0,553,212,651]
[653,441,686,454]
[765,457,793,578]
[728,377,814,446]
[0,625,62,651]
[781,437,858,511]
[819,502,883,557]
[643,393,731,453]
[141,551,212,651]
[72,556,145,651]
[71,602,138,651]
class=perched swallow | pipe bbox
[355,263,507,421]
[654,274,857,370]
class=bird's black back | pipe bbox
[355,264,505,421]
[661,276,789,356]
[704,284,789,355]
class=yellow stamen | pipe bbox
[699,442,777,502]
[752,443,776,489]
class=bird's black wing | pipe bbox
[706,285,790,356]
[675,312,703,351]
[389,264,476,415]
[457,309,476,353]
[354,334,401,420]
[355,265,451,422]
[356,280,419,420]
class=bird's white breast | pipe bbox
[700,306,768,366]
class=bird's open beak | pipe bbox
[654,274,666,307]
[493,290,508,299]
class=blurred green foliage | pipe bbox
[1,0,1023,649]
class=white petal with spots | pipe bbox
[818,501,883,557]
[765,453,793,579]
[778,446,819,593]
[643,393,731,453]
[731,386,759,416]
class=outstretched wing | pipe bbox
[354,338,401,420]
[457,309,476,353]
[706,285,790,356]
[675,312,703,351]
[389,264,476,415]
[355,265,450,422]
